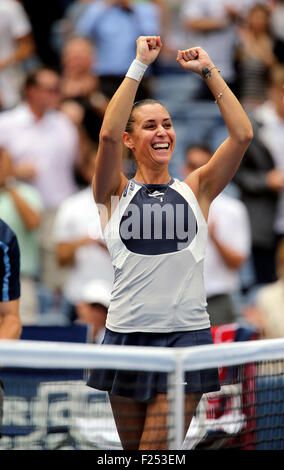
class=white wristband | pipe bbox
[126,59,148,82]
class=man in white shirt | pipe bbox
[0,66,80,291]
[0,0,35,110]
[53,148,114,322]
[0,67,79,209]
[204,192,251,325]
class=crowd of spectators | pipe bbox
[0,0,284,341]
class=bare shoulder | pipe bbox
[183,168,211,221]
[183,169,200,199]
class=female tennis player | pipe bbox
[87,36,253,450]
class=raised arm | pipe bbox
[0,300,22,339]
[177,47,253,218]
[93,36,162,206]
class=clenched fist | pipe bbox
[136,36,163,66]
[176,47,214,76]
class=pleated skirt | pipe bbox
[87,327,220,402]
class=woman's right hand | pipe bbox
[136,36,162,66]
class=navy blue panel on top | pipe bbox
[119,184,198,255]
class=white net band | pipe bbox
[0,337,284,370]
[0,338,284,450]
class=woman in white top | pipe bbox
[88,36,253,450]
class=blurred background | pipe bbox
[0,0,284,342]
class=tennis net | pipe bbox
[0,337,283,450]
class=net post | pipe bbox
[167,354,185,450]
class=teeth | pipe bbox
[152,143,169,150]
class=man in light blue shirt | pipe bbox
[76,0,161,98]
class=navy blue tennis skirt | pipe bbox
[87,328,220,402]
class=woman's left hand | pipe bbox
[176,47,214,76]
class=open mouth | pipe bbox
[151,143,170,151]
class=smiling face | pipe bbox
[123,102,176,169]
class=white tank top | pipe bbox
[104,178,210,333]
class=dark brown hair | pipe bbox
[125,99,167,133]
[23,66,59,92]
